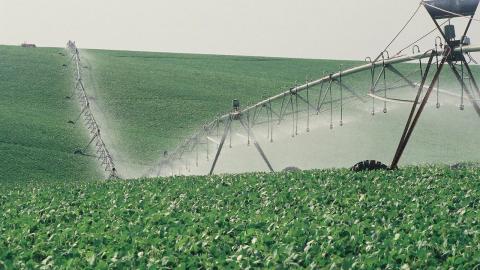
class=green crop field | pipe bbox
[2,44,480,269]
[2,166,480,269]
[0,45,100,183]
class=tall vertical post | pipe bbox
[269,99,274,142]
[329,76,333,129]
[339,70,343,126]
[295,84,299,135]
[306,80,310,132]
[290,93,295,137]
[382,55,388,113]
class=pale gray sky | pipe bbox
[1,0,479,60]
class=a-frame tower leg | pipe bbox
[239,118,275,172]
[390,49,451,169]
[209,117,232,175]
[208,112,275,175]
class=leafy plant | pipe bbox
[2,165,480,268]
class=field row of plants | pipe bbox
[2,165,480,269]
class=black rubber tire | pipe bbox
[351,160,388,172]
[451,162,480,170]
[283,166,301,172]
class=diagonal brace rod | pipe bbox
[332,79,365,102]
[239,118,274,172]
[386,65,417,88]
[448,61,480,118]
[391,50,449,169]
[208,117,232,175]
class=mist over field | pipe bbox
[163,84,480,176]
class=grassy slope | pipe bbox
[83,50,363,163]
[0,45,478,180]
[1,166,479,269]
[0,45,100,182]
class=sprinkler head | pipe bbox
[436,103,441,109]
[460,104,465,111]
[371,111,375,116]
[383,108,388,113]
[306,128,310,132]
[330,123,334,130]
[339,121,343,127]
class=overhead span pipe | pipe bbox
[155,44,480,169]
[211,44,480,124]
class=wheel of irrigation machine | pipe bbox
[351,160,389,172]
[283,166,301,172]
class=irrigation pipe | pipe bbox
[66,41,118,179]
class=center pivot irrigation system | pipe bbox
[67,41,118,179]
[150,0,480,177]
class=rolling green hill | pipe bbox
[2,45,478,180]
[0,45,100,183]
[80,50,363,167]
[80,49,479,176]
[1,44,406,181]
